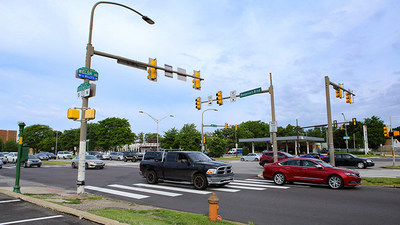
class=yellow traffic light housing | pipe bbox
[192,71,201,90]
[67,108,80,120]
[195,97,201,110]
[216,91,223,105]
[394,131,400,137]
[383,126,389,137]
[345,92,352,104]
[340,124,344,130]
[335,84,343,98]
[147,58,157,81]
[85,109,96,120]
[203,136,206,143]
[225,123,228,129]
[352,118,357,126]
[235,124,238,131]
[333,120,338,128]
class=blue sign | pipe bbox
[76,67,98,81]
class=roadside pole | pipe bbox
[13,122,26,194]
[269,73,278,162]
[325,76,335,166]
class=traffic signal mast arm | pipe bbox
[330,81,355,97]
[299,121,352,129]
[93,49,204,80]
[199,88,271,104]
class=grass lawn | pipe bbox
[41,161,70,165]
[362,177,400,186]
[89,208,242,225]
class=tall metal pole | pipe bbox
[342,113,349,153]
[156,121,159,151]
[55,131,58,155]
[201,109,218,152]
[325,76,335,166]
[13,122,25,194]
[390,116,395,166]
[269,73,278,162]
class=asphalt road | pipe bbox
[1,160,399,225]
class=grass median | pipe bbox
[362,177,400,187]
[41,161,70,165]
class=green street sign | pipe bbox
[210,124,217,127]
[76,67,99,81]
[240,87,262,98]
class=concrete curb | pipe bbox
[0,189,128,225]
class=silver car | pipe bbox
[0,153,7,164]
[240,153,261,161]
[109,152,124,160]
[0,160,3,169]
[23,155,42,168]
[57,151,73,159]
[71,155,105,169]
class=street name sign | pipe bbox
[210,124,217,127]
[240,87,262,98]
[269,121,278,133]
[230,91,237,102]
[77,82,90,98]
[343,136,350,140]
[76,67,99,81]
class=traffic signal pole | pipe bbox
[269,73,278,162]
[325,76,335,166]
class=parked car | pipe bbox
[0,153,7,164]
[57,151,73,159]
[42,152,56,159]
[109,152,124,160]
[300,153,328,161]
[0,160,3,169]
[263,158,361,189]
[23,155,42,168]
[259,151,294,167]
[98,152,110,160]
[240,153,261,161]
[34,153,49,161]
[71,155,105,169]
[123,151,142,162]
[6,152,18,163]
[323,153,374,169]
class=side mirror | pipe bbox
[315,164,323,169]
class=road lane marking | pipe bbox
[86,186,149,199]
[0,200,20,204]
[225,185,266,190]
[134,183,211,194]
[245,179,274,183]
[108,184,182,197]
[231,181,290,189]
[0,215,64,225]
[208,188,240,192]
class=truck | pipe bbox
[139,151,234,190]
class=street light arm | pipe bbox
[140,111,158,123]
[159,115,173,122]
[88,1,154,45]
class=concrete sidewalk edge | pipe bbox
[0,189,129,225]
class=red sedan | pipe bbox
[263,158,361,189]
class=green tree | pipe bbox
[206,136,228,157]
[365,116,386,149]
[24,124,54,153]
[236,120,269,152]
[0,138,4,152]
[176,124,201,151]
[97,117,135,151]
[37,136,56,152]
[59,128,80,153]
[4,139,18,152]
[160,128,179,149]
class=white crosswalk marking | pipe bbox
[134,183,212,194]
[86,186,149,199]
[231,181,290,189]
[225,185,266,190]
[208,188,240,192]
[244,178,274,183]
[108,184,182,197]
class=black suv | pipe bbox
[123,152,140,162]
[323,153,374,169]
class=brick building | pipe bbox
[0,130,17,142]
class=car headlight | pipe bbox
[367,159,373,163]
[206,169,217,174]
[344,172,358,177]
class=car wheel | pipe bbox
[273,173,286,185]
[193,173,208,190]
[146,170,158,184]
[357,162,365,169]
[100,166,104,169]
[124,158,127,162]
[85,163,88,169]
[71,162,76,168]
[328,175,343,189]
[255,158,259,161]
[37,164,41,168]
[24,162,28,168]
[240,158,244,161]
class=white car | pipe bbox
[0,153,7,164]
[240,153,261,161]
[57,151,73,159]
[6,152,18,163]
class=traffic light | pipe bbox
[394,131,400,137]
[384,126,389,137]
[203,136,206,143]
[192,71,201,90]
[340,124,343,130]
[345,92,352,104]
[333,120,338,128]
[352,118,357,126]
[195,97,201,110]
[235,124,238,131]
[147,58,157,81]
[335,84,343,98]
[216,91,223,105]
[84,109,96,120]
[225,123,228,129]
[67,108,80,120]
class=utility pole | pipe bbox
[342,113,349,153]
[269,73,278,162]
[325,76,335,166]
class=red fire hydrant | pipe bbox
[208,192,219,221]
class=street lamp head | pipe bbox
[142,16,155,25]
[169,115,174,117]
[139,111,144,114]
[213,109,218,111]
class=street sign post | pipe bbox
[240,87,262,98]
[208,96,213,106]
[76,67,99,81]
[210,124,217,127]
[270,121,278,133]
[77,82,91,98]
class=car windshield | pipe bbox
[315,159,333,168]
[284,152,295,157]
[187,152,213,162]
[348,154,357,158]
[86,155,98,160]
[28,155,38,159]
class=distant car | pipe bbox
[42,152,56,159]
[123,152,143,162]
[240,153,261,161]
[0,160,3,169]
[0,153,7,164]
[259,151,294,167]
[71,155,105,169]
[34,153,49,161]
[323,153,374,169]
[23,155,42,168]
[6,152,18,163]
[109,152,124,160]
[263,158,361,189]
[98,152,110,160]
[300,153,328,161]
[57,151,73,159]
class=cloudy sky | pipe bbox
[0,0,399,135]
